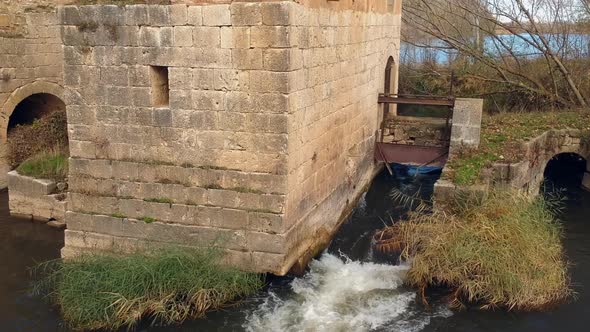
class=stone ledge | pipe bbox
[8,171,67,222]
[61,229,285,273]
[7,170,57,196]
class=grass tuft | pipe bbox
[140,216,156,224]
[16,147,68,181]
[33,248,264,330]
[144,197,173,204]
[377,189,572,311]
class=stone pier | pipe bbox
[55,0,403,275]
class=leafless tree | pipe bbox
[402,0,589,109]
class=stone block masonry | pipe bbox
[0,0,66,187]
[8,170,67,222]
[59,0,402,275]
[450,98,484,151]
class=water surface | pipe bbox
[1,165,589,331]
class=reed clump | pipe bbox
[33,248,264,330]
[377,190,572,311]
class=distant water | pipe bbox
[402,33,590,64]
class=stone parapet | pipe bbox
[435,128,590,201]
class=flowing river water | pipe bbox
[1,161,589,331]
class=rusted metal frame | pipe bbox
[378,94,456,107]
[375,143,449,166]
[376,143,394,176]
[414,151,450,173]
[394,93,454,100]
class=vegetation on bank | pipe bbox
[16,147,68,182]
[376,190,572,311]
[8,110,68,169]
[401,0,590,111]
[33,248,264,330]
[447,110,590,185]
[16,147,68,181]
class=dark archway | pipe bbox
[380,57,396,142]
[543,153,587,191]
[384,56,395,113]
[6,93,67,169]
[8,93,65,130]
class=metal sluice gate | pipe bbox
[375,93,456,174]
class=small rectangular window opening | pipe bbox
[150,66,169,107]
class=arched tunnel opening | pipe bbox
[543,153,587,190]
[8,93,65,130]
[6,93,68,170]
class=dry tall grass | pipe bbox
[376,190,572,311]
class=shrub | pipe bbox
[376,190,572,311]
[8,110,68,168]
[17,147,68,181]
[33,248,264,330]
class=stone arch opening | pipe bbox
[380,56,396,142]
[8,93,65,130]
[0,89,68,187]
[384,57,395,96]
[543,153,588,190]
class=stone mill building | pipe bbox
[0,0,403,275]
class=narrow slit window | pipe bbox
[150,66,169,107]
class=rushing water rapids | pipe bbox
[1,160,590,331]
[243,253,454,332]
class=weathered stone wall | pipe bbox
[430,98,485,203]
[282,1,402,272]
[490,129,590,194]
[449,98,483,152]
[434,129,590,203]
[0,0,65,187]
[60,1,401,275]
[383,116,449,147]
[8,170,67,222]
[61,2,290,273]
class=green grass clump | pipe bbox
[144,197,173,204]
[379,190,572,311]
[33,248,264,330]
[140,216,156,224]
[17,147,68,181]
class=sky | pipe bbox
[489,0,588,23]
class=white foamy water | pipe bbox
[244,254,451,332]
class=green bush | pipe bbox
[17,147,68,181]
[377,190,572,310]
[33,248,264,330]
